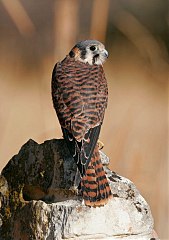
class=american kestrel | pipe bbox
[52,40,112,206]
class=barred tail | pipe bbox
[81,146,112,207]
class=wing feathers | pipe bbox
[62,125,101,176]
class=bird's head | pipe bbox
[69,40,108,65]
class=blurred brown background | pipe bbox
[0,0,168,239]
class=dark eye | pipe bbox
[90,46,96,51]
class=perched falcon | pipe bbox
[52,40,112,206]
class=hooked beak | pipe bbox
[102,49,108,58]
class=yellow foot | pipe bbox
[97,140,104,150]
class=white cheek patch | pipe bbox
[78,49,107,65]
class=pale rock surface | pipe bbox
[0,139,159,240]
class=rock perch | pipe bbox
[0,139,159,240]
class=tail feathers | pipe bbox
[81,146,112,207]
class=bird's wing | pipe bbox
[61,125,101,175]
[51,57,107,175]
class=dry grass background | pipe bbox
[0,0,168,239]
